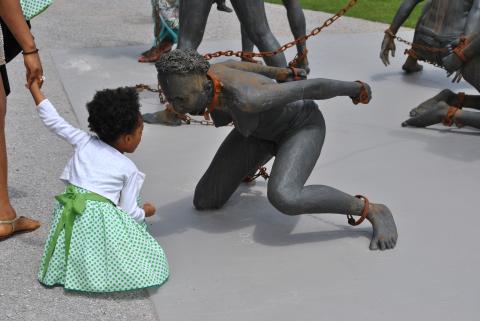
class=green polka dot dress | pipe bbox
[38,185,169,293]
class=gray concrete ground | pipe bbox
[0,1,389,320]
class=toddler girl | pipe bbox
[30,82,169,292]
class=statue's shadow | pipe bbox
[150,182,370,247]
[389,127,480,162]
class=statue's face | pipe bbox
[159,73,209,115]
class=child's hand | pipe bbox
[29,79,46,106]
[143,202,156,217]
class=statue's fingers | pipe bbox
[391,48,395,58]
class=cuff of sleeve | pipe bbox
[37,98,51,110]
[134,208,146,222]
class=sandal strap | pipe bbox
[0,217,19,225]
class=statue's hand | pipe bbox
[351,81,372,105]
[380,34,396,66]
[443,53,464,78]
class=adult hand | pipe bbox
[24,52,44,89]
[380,33,396,66]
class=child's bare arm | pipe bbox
[218,60,306,82]
[29,80,46,106]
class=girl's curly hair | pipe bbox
[87,87,141,144]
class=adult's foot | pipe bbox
[402,56,423,73]
[402,101,449,127]
[409,89,455,117]
[142,110,182,126]
[138,41,173,63]
[0,205,40,240]
[366,203,398,250]
[295,54,310,75]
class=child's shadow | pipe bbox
[149,182,370,247]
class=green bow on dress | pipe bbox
[42,184,112,279]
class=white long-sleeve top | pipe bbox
[37,99,145,222]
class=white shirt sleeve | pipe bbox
[37,99,90,147]
[118,170,146,222]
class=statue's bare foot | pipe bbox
[409,89,455,117]
[366,203,398,250]
[403,101,449,127]
[402,57,423,73]
[296,55,310,75]
[142,110,182,126]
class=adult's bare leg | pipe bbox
[0,76,40,239]
[281,0,309,72]
[194,128,273,210]
[177,0,212,50]
[267,106,397,250]
[231,0,287,67]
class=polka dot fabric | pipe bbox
[38,186,169,293]
[20,0,52,20]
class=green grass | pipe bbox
[265,0,424,29]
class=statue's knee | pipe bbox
[193,188,224,210]
[267,187,299,216]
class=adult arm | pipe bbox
[240,78,370,113]
[220,60,306,82]
[380,0,424,66]
[0,0,43,87]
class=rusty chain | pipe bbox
[384,29,454,69]
[203,0,359,66]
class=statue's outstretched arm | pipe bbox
[240,79,370,113]
[381,0,424,66]
[220,60,306,82]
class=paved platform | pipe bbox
[50,31,479,321]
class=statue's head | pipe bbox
[156,49,211,115]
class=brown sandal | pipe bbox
[138,41,173,63]
[0,216,41,240]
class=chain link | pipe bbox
[385,29,451,69]
[203,0,359,65]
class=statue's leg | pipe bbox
[194,128,273,210]
[402,24,423,73]
[177,0,212,50]
[241,24,255,52]
[231,0,287,67]
[404,57,480,128]
[281,0,309,73]
[267,108,397,250]
[409,89,456,117]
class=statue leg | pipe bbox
[241,24,254,52]
[231,0,287,67]
[281,0,309,73]
[194,128,273,210]
[177,0,212,50]
[267,109,397,250]
[403,57,480,128]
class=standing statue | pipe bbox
[156,49,398,251]
[177,0,288,67]
[380,0,480,129]
[240,0,310,73]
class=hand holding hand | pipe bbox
[143,202,157,217]
[23,51,44,89]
